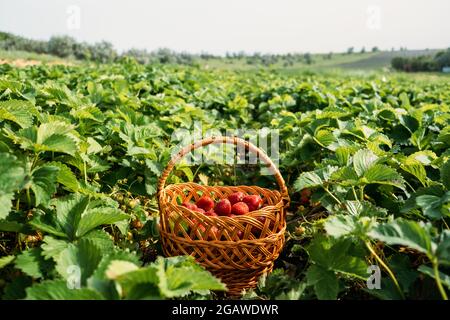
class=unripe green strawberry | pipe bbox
[231,202,249,215]
[128,199,140,208]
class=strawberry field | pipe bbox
[0,59,449,300]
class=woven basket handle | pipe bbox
[157,136,289,201]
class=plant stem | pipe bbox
[433,260,448,300]
[352,186,358,200]
[32,153,40,169]
[83,159,88,184]
[16,192,20,211]
[360,186,365,201]
[365,240,405,299]
[26,188,31,209]
[323,186,342,205]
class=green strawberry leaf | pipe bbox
[353,149,378,177]
[0,152,26,219]
[0,255,15,269]
[15,247,54,279]
[55,238,103,286]
[368,218,435,257]
[306,265,339,300]
[26,280,104,300]
[76,207,129,238]
[30,165,59,207]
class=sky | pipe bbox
[0,0,449,55]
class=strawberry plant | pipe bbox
[0,60,449,300]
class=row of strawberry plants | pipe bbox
[0,60,449,299]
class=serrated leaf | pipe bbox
[294,171,322,190]
[41,236,70,261]
[15,248,53,279]
[353,149,378,177]
[306,265,339,300]
[401,160,427,186]
[0,152,26,219]
[0,100,36,128]
[416,194,447,219]
[106,260,139,279]
[48,161,79,192]
[363,164,405,188]
[418,265,450,289]
[76,207,129,238]
[87,249,140,299]
[2,276,32,300]
[83,230,115,252]
[26,280,104,300]
[30,165,59,207]
[343,200,388,217]
[307,235,367,279]
[0,255,15,269]
[294,166,338,190]
[441,160,450,190]
[114,256,225,298]
[7,122,78,155]
[52,193,89,240]
[368,218,434,257]
[436,230,450,265]
[55,239,103,285]
[324,215,359,238]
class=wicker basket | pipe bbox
[157,136,290,296]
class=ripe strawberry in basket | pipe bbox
[228,192,245,205]
[194,207,205,213]
[243,195,263,211]
[231,202,249,215]
[204,210,218,217]
[215,199,232,216]
[196,196,215,211]
[181,201,197,211]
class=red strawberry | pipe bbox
[182,201,197,210]
[196,196,214,211]
[231,202,249,215]
[243,195,263,211]
[300,188,311,205]
[300,188,311,198]
[228,192,245,205]
[206,226,220,240]
[215,199,232,216]
[300,196,309,205]
[251,216,265,235]
[204,210,218,217]
[191,218,206,233]
[193,207,205,214]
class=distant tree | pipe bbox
[360,47,366,54]
[89,41,117,63]
[391,57,406,71]
[435,48,450,69]
[304,52,313,64]
[347,47,354,54]
[371,46,379,52]
[48,36,76,57]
